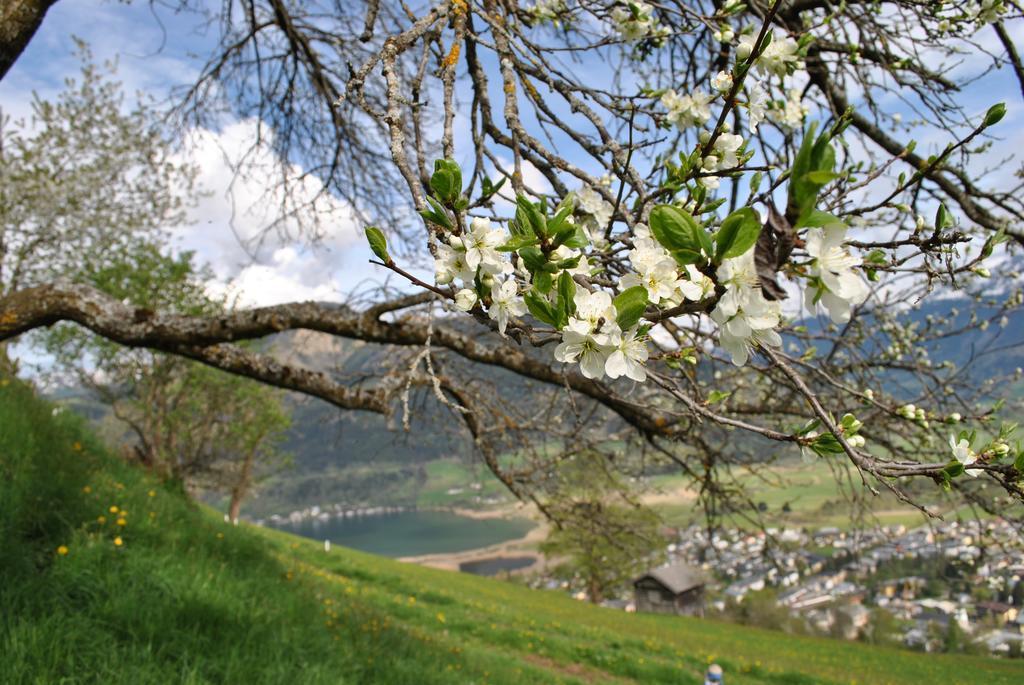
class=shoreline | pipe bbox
[398,503,551,574]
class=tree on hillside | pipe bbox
[45,244,292,521]
[539,452,665,603]
[2,1,1024,535]
[0,51,292,519]
[0,42,195,371]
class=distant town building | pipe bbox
[633,563,706,617]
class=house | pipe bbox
[976,601,1020,626]
[834,604,871,640]
[633,563,707,617]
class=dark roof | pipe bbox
[633,563,706,594]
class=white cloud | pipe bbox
[172,118,377,307]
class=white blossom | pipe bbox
[712,70,733,93]
[747,84,768,132]
[605,326,649,382]
[528,0,565,22]
[610,1,668,43]
[699,132,744,188]
[738,34,803,77]
[434,242,474,285]
[576,185,614,230]
[571,288,617,333]
[661,88,714,130]
[713,27,735,43]
[463,217,506,275]
[553,245,591,277]
[804,220,869,323]
[489,278,526,335]
[711,250,782,366]
[776,88,808,128]
[949,435,983,477]
[554,319,616,379]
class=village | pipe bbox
[547,518,1024,657]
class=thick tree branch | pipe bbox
[0,0,58,81]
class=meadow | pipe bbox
[2,375,1021,684]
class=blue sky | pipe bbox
[2,0,384,308]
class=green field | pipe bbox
[2,375,1022,684]
[647,459,968,531]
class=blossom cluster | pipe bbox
[803,220,870,323]
[710,250,782,366]
[553,289,649,381]
[621,225,713,306]
[610,1,670,44]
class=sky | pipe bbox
[1,0,382,308]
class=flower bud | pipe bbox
[454,289,478,312]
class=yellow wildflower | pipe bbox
[116,518,127,527]
[113,536,123,547]
[97,515,106,524]
[109,505,119,514]
[57,545,69,556]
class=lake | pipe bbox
[459,556,536,576]
[266,510,534,558]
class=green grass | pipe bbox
[2,375,1022,684]
[415,458,511,508]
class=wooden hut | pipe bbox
[633,563,707,617]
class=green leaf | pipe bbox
[419,196,454,230]
[695,223,715,261]
[547,203,575,238]
[707,390,731,405]
[649,205,702,255]
[481,176,506,201]
[811,433,845,455]
[714,207,761,261]
[934,203,951,231]
[554,256,581,270]
[533,270,553,294]
[670,248,705,266]
[613,286,649,330]
[556,271,576,328]
[805,170,839,185]
[794,209,842,230]
[560,226,590,249]
[788,122,837,220]
[984,102,1006,127]
[944,461,965,478]
[516,195,547,239]
[364,226,390,263]
[1014,452,1024,474]
[518,246,548,273]
[429,159,463,205]
[524,291,558,326]
[497,235,540,252]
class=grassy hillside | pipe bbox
[3,376,1023,684]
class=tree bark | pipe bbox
[0,0,60,81]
